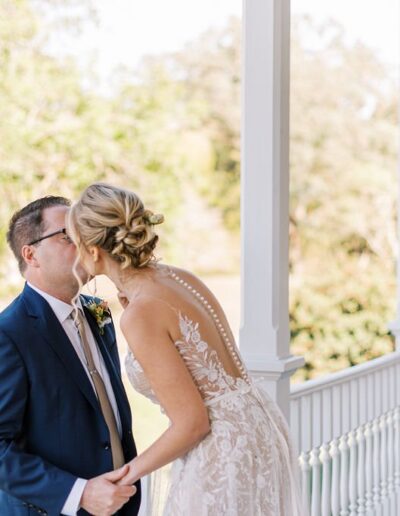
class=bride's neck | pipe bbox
[105,260,158,300]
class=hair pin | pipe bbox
[145,213,164,225]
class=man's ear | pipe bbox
[21,245,40,269]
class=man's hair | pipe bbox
[7,196,71,274]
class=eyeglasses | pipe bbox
[28,228,73,246]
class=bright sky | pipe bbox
[293,0,399,67]
[52,0,399,83]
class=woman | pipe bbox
[68,182,304,515]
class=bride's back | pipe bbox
[132,264,248,397]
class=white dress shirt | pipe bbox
[27,283,122,516]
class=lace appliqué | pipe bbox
[175,313,247,402]
[125,311,246,408]
[124,267,304,515]
[125,312,304,516]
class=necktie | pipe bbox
[74,309,125,469]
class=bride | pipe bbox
[68,182,304,515]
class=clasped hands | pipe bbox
[80,463,137,515]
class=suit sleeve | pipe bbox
[0,329,77,515]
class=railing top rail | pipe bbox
[290,351,400,400]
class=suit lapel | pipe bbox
[22,284,100,413]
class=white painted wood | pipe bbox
[240,0,303,419]
[341,383,351,435]
[322,386,333,445]
[364,422,374,513]
[339,434,350,515]
[372,418,382,513]
[367,373,375,423]
[310,447,321,516]
[320,443,331,516]
[394,408,400,513]
[290,352,400,452]
[379,415,389,513]
[291,352,400,401]
[290,354,400,513]
[333,385,343,445]
[348,430,357,515]
[312,391,322,449]
[382,370,389,414]
[389,366,396,409]
[300,392,312,453]
[374,372,382,426]
[331,438,341,516]
[387,366,397,516]
[356,426,366,514]
[359,376,367,431]
[300,451,311,513]
[350,379,359,434]
[386,411,395,515]
[388,321,400,352]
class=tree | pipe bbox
[1,5,398,380]
[289,18,398,379]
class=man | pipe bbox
[0,196,141,515]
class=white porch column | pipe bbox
[240,0,304,421]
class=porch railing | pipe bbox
[290,351,400,515]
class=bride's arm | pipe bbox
[118,299,211,485]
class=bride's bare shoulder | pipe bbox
[120,293,175,335]
[164,264,207,290]
[165,264,219,306]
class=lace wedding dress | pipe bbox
[125,269,304,516]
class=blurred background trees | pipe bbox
[0,0,398,381]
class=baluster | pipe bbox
[299,451,311,514]
[364,422,374,512]
[310,447,321,516]
[348,430,357,515]
[331,438,341,516]
[292,359,400,515]
[379,414,388,512]
[320,443,331,516]
[394,408,400,513]
[372,417,381,512]
[340,434,350,515]
[386,410,395,515]
[356,425,366,514]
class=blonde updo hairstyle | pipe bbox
[69,182,164,270]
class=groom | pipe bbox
[0,196,141,515]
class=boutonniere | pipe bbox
[84,299,112,335]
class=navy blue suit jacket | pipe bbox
[0,284,141,515]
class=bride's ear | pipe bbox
[88,246,100,263]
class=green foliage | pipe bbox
[0,1,191,285]
[171,18,241,231]
[289,18,398,380]
[0,4,398,380]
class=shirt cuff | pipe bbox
[61,478,87,516]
